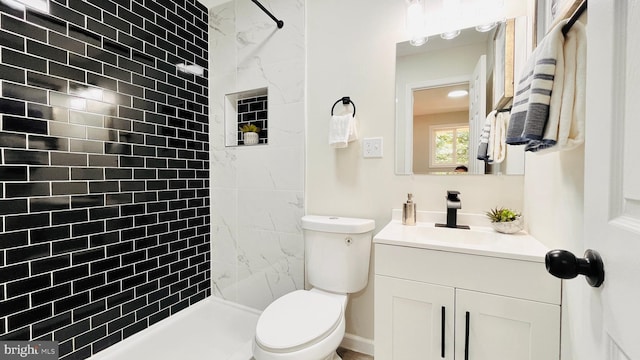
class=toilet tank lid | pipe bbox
[302,215,375,234]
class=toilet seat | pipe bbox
[255,290,343,353]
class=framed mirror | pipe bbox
[395,17,529,176]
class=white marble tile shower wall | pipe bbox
[209,0,305,311]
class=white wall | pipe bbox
[520,7,590,360]
[307,0,527,343]
[523,148,584,360]
[208,0,306,311]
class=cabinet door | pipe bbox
[454,289,560,360]
[375,275,455,360]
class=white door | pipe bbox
[579,1,640,359]
[468,55,486,174]
[455,289,560,360]
[374,276,455,360]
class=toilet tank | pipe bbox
[302,215,375,294]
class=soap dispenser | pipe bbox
[402,193,416,225]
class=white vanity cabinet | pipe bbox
[374,242,561,360]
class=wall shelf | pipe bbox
[224,88,268,146]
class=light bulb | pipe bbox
[406,0,426,46]
[441,30,461,40]
[410,36,428,46]
[475,22,498,32]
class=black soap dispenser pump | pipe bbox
[402,193,416,225]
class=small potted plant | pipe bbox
[240,123,260,145]
[486,207,524,234]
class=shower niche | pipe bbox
[225,88,268,146]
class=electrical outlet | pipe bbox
[363,137,383,158]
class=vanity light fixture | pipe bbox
[406,0,427,46]
[410,35,428,47]
[440,30,461,40]
[440,0,461,40]
[447,90,468,98]
[473,0,504,32]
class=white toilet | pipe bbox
[252,215,376,360]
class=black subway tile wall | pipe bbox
[237,95,268,145]
[0,0,210,358]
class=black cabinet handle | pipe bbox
[464,311,470,360]
[545,249,605,287]
[441,306,445,358]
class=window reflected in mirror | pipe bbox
[412,84,471,174]
[432,125,469,168]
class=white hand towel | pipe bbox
[348,116,358,143]
[491,111,508,163]
[528,20,586,153]
[548,20,586,152]
[477,110,496,161]
[487,111,497,162]
[329,114,358,148]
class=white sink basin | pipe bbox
[373,219,549,262]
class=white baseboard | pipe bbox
[340,333,374,356]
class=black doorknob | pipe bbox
[545,249,605,287]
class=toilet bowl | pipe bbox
[252,215,375,360]
[252,289,346,360]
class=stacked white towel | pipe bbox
[328,114,358,148]
[477,110,508,163]
[506,19,586,153]
[477,110,495,161]
[549,20,586,151]
[490,111,508,163]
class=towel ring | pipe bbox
[331,97,356,117]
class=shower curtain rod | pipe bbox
[250,0,284,29]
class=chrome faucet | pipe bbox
[436,190,470,230]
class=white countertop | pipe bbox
[373,211,550,262]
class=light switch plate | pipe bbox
[363,137,383,158]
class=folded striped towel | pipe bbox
[506,20,565,148]
[507,18,586,153]
[538,19,586,152]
